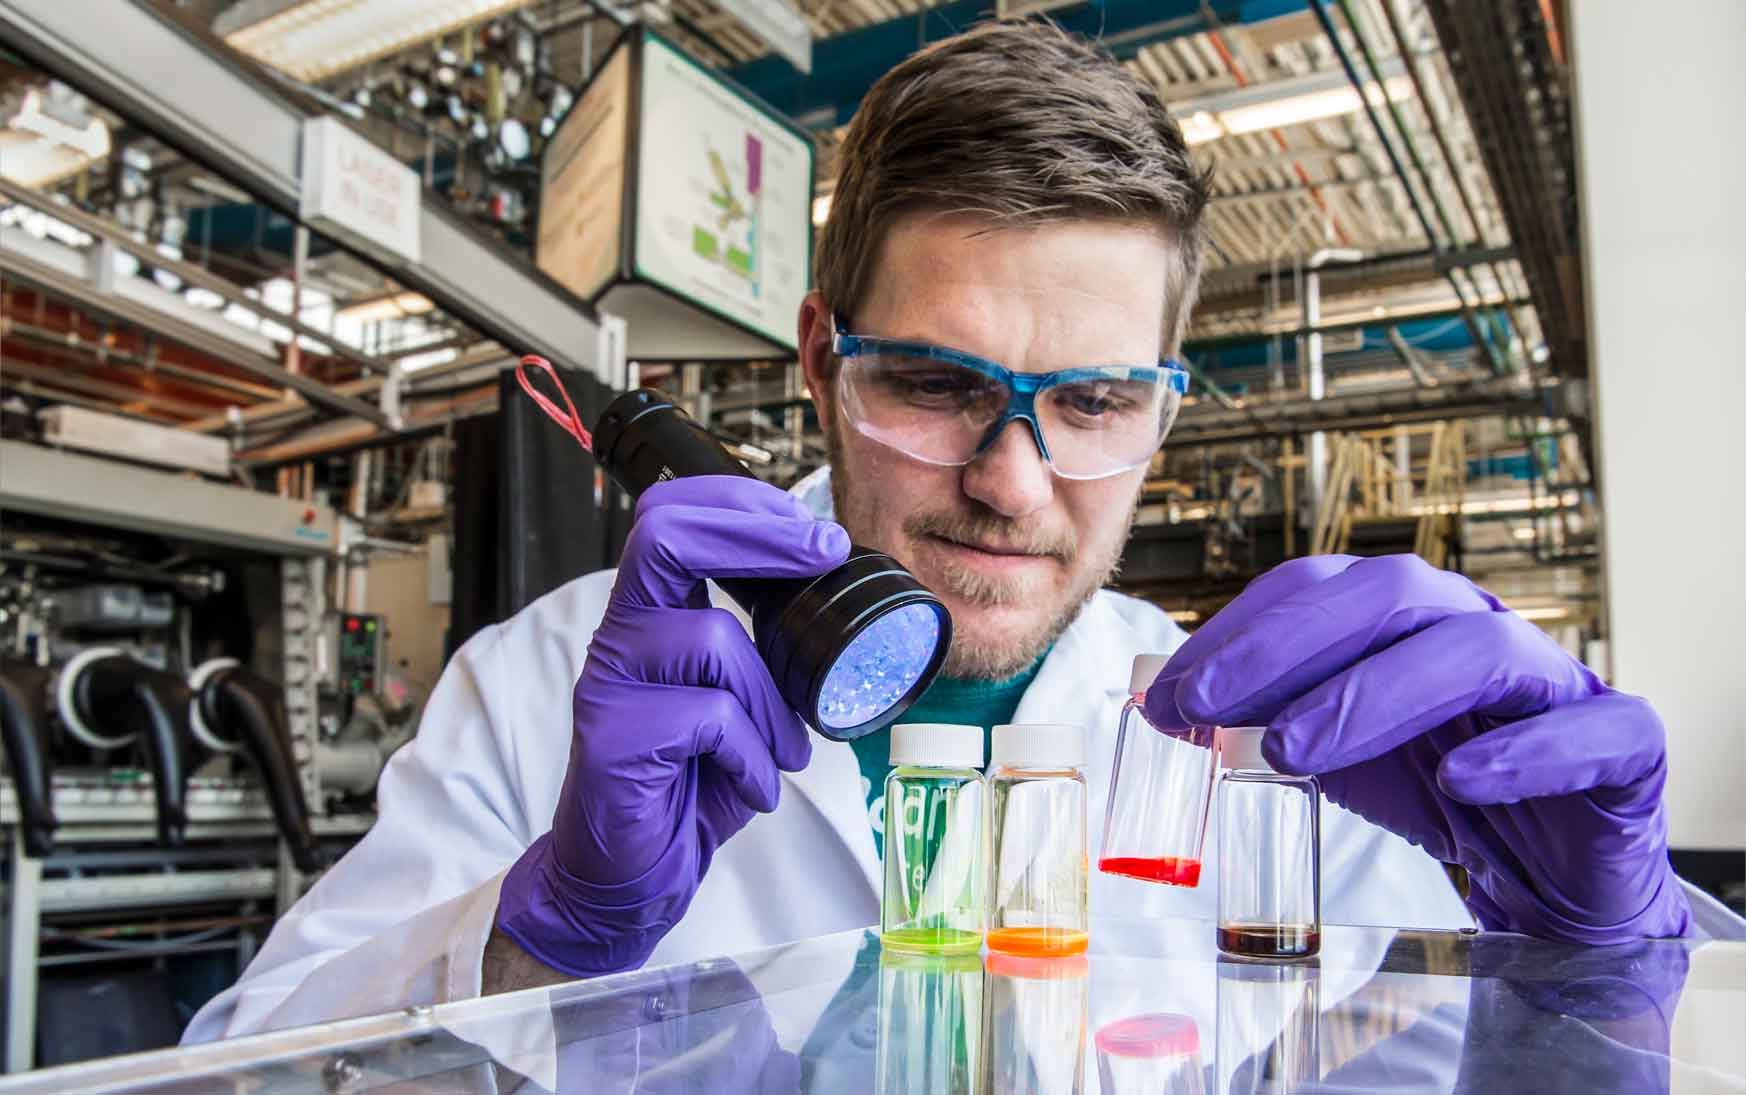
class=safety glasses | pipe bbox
[831,315,1189,481]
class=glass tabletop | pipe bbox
[5,918,1742,1094]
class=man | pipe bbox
[188,20,1716,1041]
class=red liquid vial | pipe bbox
[1097,855,1202,887]
[1216,922,1320,959]
[1099,658,1220,897]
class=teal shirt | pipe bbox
[848,654,1045,858]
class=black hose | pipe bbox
[198,666,321,871]
[72,657,191,849]
[0,658,57,857]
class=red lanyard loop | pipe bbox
[514,355,593,453]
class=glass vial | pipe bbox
[987,722,1088,957]
[881,723,987,955]
[877,950,983,1095]
[1214,957,1320,1094]
[1100,654,1219,888]
[982,953,1088,1095]
[1095,1012,1205,1095]
[1215,727,1320,959]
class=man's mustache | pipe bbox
[903,510,1077,561]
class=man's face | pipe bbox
[799,213,1175,679]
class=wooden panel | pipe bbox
[537,44,632,303]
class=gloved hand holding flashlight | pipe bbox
[1145,553,1691,945]
[495,476,852,977]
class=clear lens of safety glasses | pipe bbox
[1036,370,1183,480]
[838,353,1184,481]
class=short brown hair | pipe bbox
[815,19,1212,355]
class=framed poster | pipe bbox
[536,28,814,362]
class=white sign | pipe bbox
[716,0,812,74]
[300,116,421,264]
[634,34,812,350]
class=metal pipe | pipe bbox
[1334,0,1508,372]
[1309,0,1501,373]
[0,244,393,428]
[1374,0,1536,369]
[1304,247,1364,516]
[1,318,280,403]
[1336,0,1458,246]
[1386,327,1438,388]
[1268,203,1321,391]
[0,176,395,385]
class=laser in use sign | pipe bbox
[300,116,422,265]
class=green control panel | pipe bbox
[337,612,382,696]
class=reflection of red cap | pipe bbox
[984,953,1089,981]
[1094,1013,1200,1058]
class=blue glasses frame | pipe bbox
[830,315,1191,475]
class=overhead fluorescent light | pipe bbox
[1,89,112,188]
[1403,490,1580,518]
[221,0,539,83]
[335,290,435,323]
[1511,605,1571,622]
[1219,77,1412,137]
[1171,57,1413,146]
[1167,609,1201,623]
[1179,111,1224,145]
[7,89,109,157]
[398,346,459,372]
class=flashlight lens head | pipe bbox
[816,601,943,733]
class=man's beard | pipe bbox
[826,425,1134,681]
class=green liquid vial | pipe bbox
[881,723,987,956]
[877,950,984,1094]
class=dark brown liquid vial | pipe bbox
[1218,923,1320,958]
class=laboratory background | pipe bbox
[0,0,1741,1091]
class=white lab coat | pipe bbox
[184,470,1478,1044]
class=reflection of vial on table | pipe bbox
[1095,1012,1205,1095]
[988,722,1089,957]
[1100,654,1219,888]
[881,723,987,955]
[876,950,984,1095]
[1214,957,1320,1095]
[1215,727,1320,959]
[983,952,1089,1095]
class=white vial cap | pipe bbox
[1217,726,1273,771]
[1129,653,1169,694]
[990,723,1085,769]
[889,723,983,768]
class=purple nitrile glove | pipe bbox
[496,476,850,977]
[1145,554,1691,945]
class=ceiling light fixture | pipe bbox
[1171,57,1414,146]
[1511,605,1572,622]
[0,89,112,188]
[220,0,538,83]
[335,290,435,323]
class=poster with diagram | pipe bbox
[633,33,811,351]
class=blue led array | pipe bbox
[816,602,943,730]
